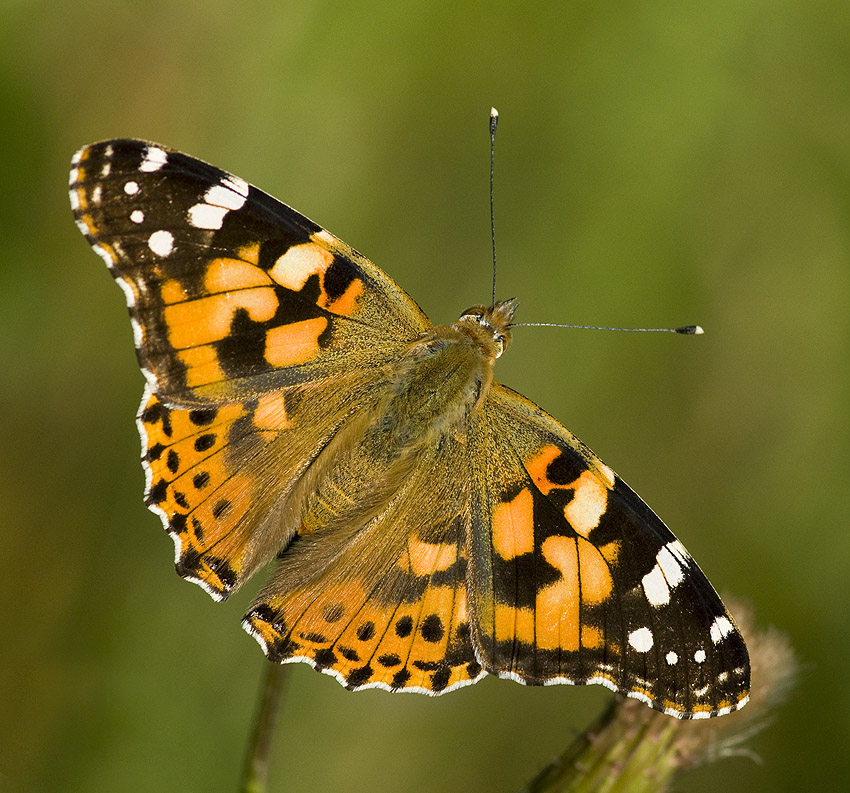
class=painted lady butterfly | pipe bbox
[70,136,749,718]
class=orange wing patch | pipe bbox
[399,538,461,576]
[492,488,535,560]
[139,388,287,600]
[525,444,562,493]
[244,535,483,694]
[164,289,278,349]
[264,317,328,367]
[251,392,293,440]
[535,535,614,651]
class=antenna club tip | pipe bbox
[490,107,499,118]
[675,324,704,335]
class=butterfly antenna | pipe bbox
[489,107,499,309]
[513,321,704,335]
[489,108,701,338]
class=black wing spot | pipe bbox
[148,478,168,504]
[169,513,188,534]
[195,433,216,452]
[312,648,337,670]
[430,666,451,692]
[191,517,204,543]
[346,664,373,688]
[392,669,411,688]
[166,449,180,473]
[545,450,585,485]
[394,616,413,638]
[323,256,358,302]
[212,499,231,519]
[189,408,218,425]
[299,631,329,644]
[356,621,375,642]
[338,646,360,662]
[420,614,445,643]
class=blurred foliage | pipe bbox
[1,1,848,791]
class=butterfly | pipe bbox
[70,138,749,719]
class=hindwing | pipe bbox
[467,385,750,718]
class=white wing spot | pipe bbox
[710,615,735,644]
[92,185,102,204]
[694,648,707,664]
[665,650,678,665]
[667,540,691,566]
[641,564,670,607]
[205,181,248,209]
[140,146,168,172]
[188,202,228,230]
[129,316,144,347]
[187,178,250,230]
[130,209,144,224]
[124,180,140,195]
[100,162,111,177]
[596,461,615,488]
[628,627,654,653]
[148,230,174,257]
[222,174,249,197]
[91,242,117,268]
[115,273,137,308]
[657,545,685,587]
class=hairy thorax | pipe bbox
[292,301,517,538]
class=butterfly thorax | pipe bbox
[291,301,517,539]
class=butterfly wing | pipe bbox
[243,433,485,694]
[70,140,431,599]
[70,139,430,406]
[136,367,386,599]
[467,384,750,718]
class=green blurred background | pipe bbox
[2,1,847,790]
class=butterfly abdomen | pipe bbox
[289,323,494,541]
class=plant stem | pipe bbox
[515,699,683,793]
[240,661,289,793]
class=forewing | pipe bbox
[468,384,750,719]
[70,139,430,406]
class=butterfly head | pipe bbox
[454,298,518,361]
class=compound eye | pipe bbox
[493,335,505,358]
[459,305,487,325]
